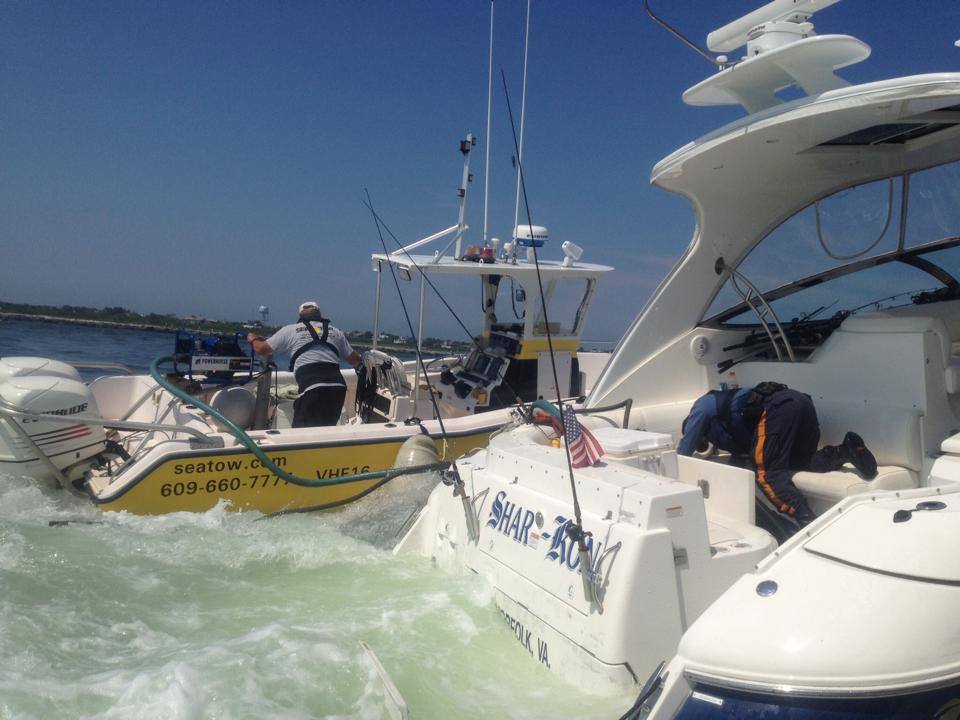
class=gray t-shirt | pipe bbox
[267,320,355,378]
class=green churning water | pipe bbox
[0,472,627,718]
[0,320,628,717]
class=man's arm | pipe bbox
[347,350,362,368]
[247,333,274,357]
[677,394,714,456]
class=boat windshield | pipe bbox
[705,159,960,326]
[489,275,529,336]
[532,277,594,337]
[673,682,960,719]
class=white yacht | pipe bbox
[396,0,960,706]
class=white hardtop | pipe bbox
[683,34,870,113]
[371,252,612,280]
[590,71,960,407]
[673,486,960,694]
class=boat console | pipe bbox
[438,329,521,412]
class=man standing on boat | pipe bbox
[247,301,361,427]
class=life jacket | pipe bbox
[682,381,789,450]
[289,318,345,391]
[288,318,341,372]
[739,381,789,425]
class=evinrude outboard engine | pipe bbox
[0,357,107,484]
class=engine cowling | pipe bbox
[0,367,107,484]
[0,356,83,382]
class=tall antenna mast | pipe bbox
[511,0,532,257]
[482,0,495,248]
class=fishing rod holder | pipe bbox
[565,522,622,612]
[442,463,481,543]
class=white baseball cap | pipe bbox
[298,300,320,315]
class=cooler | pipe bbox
[592,427,678,477]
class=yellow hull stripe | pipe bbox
[94,431,490,515]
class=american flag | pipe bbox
[552,405,604,468]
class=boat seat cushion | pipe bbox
[812,401,922,472]
[842,312,960,394]
[707,516,771,547]
[634,399,698,443]
[793,464,919,516]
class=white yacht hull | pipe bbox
[396,421,775,693]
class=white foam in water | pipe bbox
[0,456,628,718]
[326,469,442,549]
[96,662,208,720]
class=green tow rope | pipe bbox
[149,356,448,489]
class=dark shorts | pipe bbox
[293,385,346,428]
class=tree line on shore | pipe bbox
[0,301,472,352]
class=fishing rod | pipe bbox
[364,189,481,541]
[510,0,532,256]
[364,189,450,448]
[500,65,597,608]
[717,313,848,372]
[482,0,495,248]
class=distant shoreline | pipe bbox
[0,313,449,355]
[1,312,176,333]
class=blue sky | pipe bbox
[2,1,959,343]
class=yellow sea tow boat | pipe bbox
[0,139,613,514]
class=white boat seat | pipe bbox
[706,516,770,546]
[632,398,699,443]
[793,464,919,516]
[813,401,923,472]
[842,312,960,395]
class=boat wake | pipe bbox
[325,468,442,550]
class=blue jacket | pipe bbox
[678,388,755,457]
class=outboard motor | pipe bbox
[0,357,107,484]
[0,356,85,382]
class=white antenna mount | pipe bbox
[684,0,868,114]
[708,0,842,55]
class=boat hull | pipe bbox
[87,428,491,515]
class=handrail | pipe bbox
[718,259,796,362]
[0,414,71,486]
[119,380,163,422]
[0,405,218,445]
[574,397,633,429]
[388,224,459,257]
[67,361,136,375]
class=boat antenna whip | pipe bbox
[510,0,532,260]
[482,0,495,248]
[500,66,598,608]
[643,0,731,68]
[364,189,481,542]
